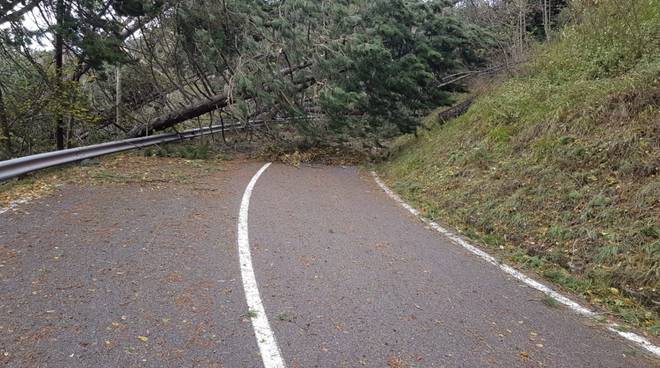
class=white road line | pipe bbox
[238,163,286,368]
[371,171,660,358]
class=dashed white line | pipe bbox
[371,171,660,358]
[237,163,286,368]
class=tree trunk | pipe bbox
[126,65,314,138]
[116,65,121,127]
[65,116,72,149]
[54,0,65,150]
[0,87,11,157]
[516,0,527,60]
[126,90,231,137]
[542,0,551,40]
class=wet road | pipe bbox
[0,161,657,367]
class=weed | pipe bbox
[559,136,575,145]
[594,245,620,263]
[511,251,546,269]
[482,234,505,247]
[543,268,592,293]
[650,322,660,336]
[489,126,514,143]
[587,194,612,209]
[640,226,659,239]
[246,309,258,318]
[547,225,571,242]
[542,295,560,308]
[276,312,293,322]
[613,324,631,333]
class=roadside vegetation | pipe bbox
[380,0,659,334]
[0,151,227,211]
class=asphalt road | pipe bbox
[0,161,657,367]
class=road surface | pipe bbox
[0,160,657,367]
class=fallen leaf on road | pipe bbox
[387,356,406,368]
[137,336,149,342]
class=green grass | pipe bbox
[543,295,561,309]
[276,312,293,322]
[379,0,659,334]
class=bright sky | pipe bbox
[2,4,139,51]
[1,5,54,50]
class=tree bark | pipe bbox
[516,0,527,60]
[0,86,11,156]
[542,0,551,40]
[54,0,65,150]
[126,90,231,137]
[116,65,121,127]
[126,64,314,138]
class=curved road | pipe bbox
[0,162,657,367]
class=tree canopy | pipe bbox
[0,0,501,158]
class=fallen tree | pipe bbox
[437,96,476,124]
[126,64,315,138]
[126,90,230,137]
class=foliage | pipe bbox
[0,0,494,157]
[0,0,168,157]
[320,0,491,137]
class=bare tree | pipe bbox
[541,0,551,40]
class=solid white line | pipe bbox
[371,171,660,358]
[238,163,286,368]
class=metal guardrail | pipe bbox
[0,123,241,182]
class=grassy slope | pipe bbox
[380,0,659,334]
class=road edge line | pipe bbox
[371,171,660,358]
[238,163,286,368]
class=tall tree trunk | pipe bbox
[0,86,11,157]
[542,0,551,40]
[116,65,121,128]
[126,64,314,138]
[126,90,231,137]
[54,0,65,150]
[65,116,73,149]
[516,0,527,60]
